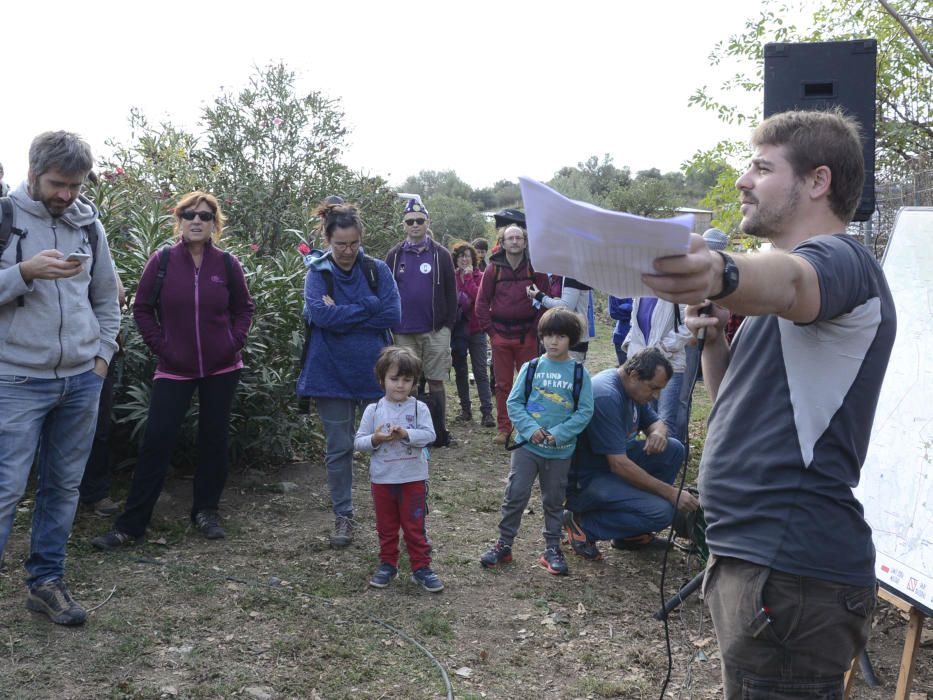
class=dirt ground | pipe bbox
[0,327,930,699]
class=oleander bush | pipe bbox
[87,62,404,469]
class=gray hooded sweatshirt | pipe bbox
[0,183,120,378]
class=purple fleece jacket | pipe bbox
[134,240,254,378]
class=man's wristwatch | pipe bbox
[709,251,739,301]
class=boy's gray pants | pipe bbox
[497,446,571,549]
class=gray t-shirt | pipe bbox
[699,234,896,586]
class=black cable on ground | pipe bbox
[101,554,455,700]
[658,326,707,700]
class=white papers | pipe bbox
[518,177,694,298]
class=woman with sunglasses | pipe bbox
[297,202,401,548]
[92,192,254,550]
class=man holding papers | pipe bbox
[643,110,895,699]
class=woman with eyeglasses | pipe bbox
[92,192,254,550]
[297,202,401,548]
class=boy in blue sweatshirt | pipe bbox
[479,308,594,575]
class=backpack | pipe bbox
[1,195,100,307]
[148,244,237,319]
[297,253,381,412]
[506,356,585,451]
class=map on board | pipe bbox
[855,207,933,615]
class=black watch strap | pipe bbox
[709,251,739,301]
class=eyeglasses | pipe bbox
[404,218,426,226]
[331,240,361,251]
[180,211,215,222]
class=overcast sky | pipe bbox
[2,0,772,190]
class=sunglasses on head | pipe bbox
[180,211,215,222]
[404,218,426,226]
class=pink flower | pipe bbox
[115,167,125,176]
[249,243,260,252]
[272,117,283,126]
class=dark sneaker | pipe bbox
[479,540,513,568]
[562,510,603,561]
[85,497,120,518]
[26,579,86,626]
[610,534,656,551]
[538,546,569,576]
[369,563,399,588]
[455,409,473,422]
[195,510,225,540]
[411,566,444,592]
[91,528,134,551]
[481,412,496,428]
[330,515,353,548]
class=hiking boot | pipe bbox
[455,409,473,422]
[85,497,120,518]
[610,534,656,551]
[26,579,86,626]
[195,510,225,540]
[330,516,353,548]
[479,540,513,568]
[369,563,399,589]
[91,527,134,551]
[493,431,508,445]
[562,510,602,561]
[481,412,496,428]
[411,566,444,592]
[538,546,569,576]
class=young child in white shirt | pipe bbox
[354,346,443,592]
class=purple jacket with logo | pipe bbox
[134,239,254,378]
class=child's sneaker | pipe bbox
[411,566,444,592]
[479,540,513,568]
[369,563,398,588]
[538,546,569,576]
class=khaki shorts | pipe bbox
[395,328,452,381]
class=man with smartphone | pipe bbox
[0,131,120,626]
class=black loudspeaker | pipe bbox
[764,40,876,222]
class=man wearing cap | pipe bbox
[385,200,458,445]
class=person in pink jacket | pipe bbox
[450,241,494,427]
[93,191,254,549]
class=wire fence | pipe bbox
[850,156,933,259]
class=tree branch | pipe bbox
[878,0,933,68]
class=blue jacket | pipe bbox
[296,250,401,400]
[608,296,633,347]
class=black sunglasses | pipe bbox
[404,218,426,226]
[180,211,215,222]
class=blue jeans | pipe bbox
[453,331,493,416]
[0,369,103,586]
[80,360,117,504]
[566,439,685,541]
[657,371,687,445]
[316,397,367,518]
